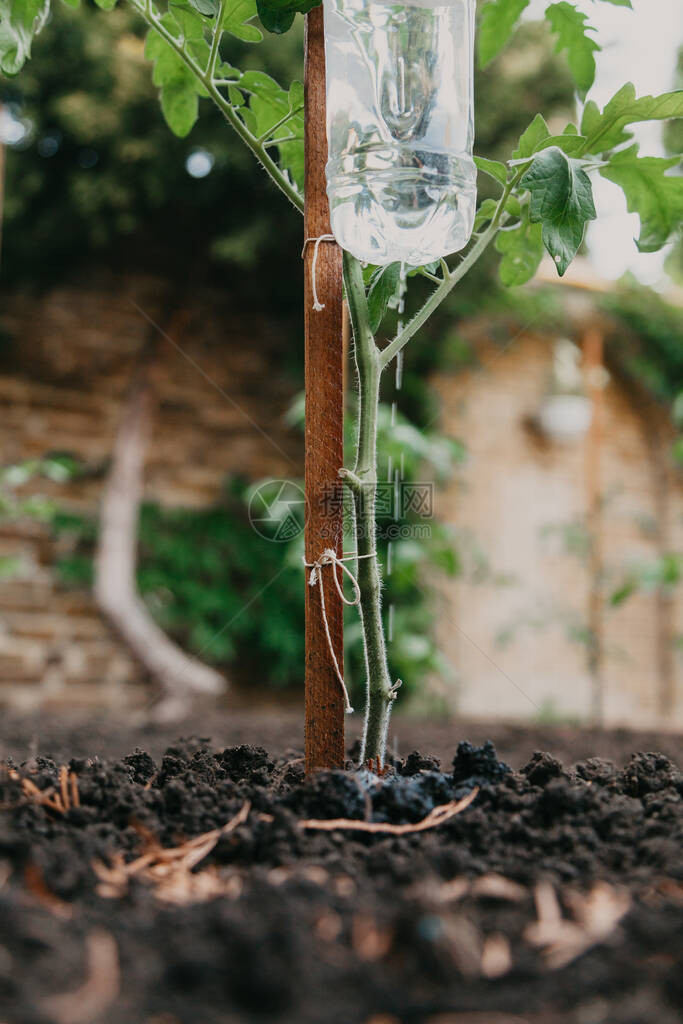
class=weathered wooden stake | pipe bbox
[304,6,346,772]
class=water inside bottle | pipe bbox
[324,0,476,266]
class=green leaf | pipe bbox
[520,146,596,275]
[367,263,401,333]
[169,2,207,39]
[256,0,294,33]
[228,83,244,105]
[533,133,587,156]
[216,59,240,79]
[513,114,550,160]
[288,80,303,110]
[478,0,529,68]
[240,70,289,132]
[93,0,117,9]
[545,2,599,98]
[495,214,544,286]
[474,156,508,186]
[144,26,201,137]
[221,0,262,41]
[161,79,198,137]
[474,198,499,231]
[255,0,320,35]
[0,0,49,74]
[228,83,244,106]
[581,83,683,155]
[600,145,683,252]
[239,69,304,183]
[60,0,81,8]
[596,0,631,6]
[186,0,218,14]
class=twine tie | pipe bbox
[303,548,375,714]
[302,234,336,312]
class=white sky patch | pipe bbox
[524,0,682,285]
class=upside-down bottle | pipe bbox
[323,0,477,266]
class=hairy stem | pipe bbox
[342,252,395,766]
[127,0,304,214]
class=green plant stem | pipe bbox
[256,104,304,145]
[379,173,522,369]
[342,252,395,765]
[128,0,304,214]
[206,0,226,78]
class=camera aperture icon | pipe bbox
[248,479,307,542]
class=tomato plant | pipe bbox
[3,0,681,765]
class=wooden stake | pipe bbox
[304,6,345,772]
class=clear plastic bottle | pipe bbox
[323,0,477,267]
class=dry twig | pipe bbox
[6,766,80,815]
[93,801,250,904]
[299,788,478,834]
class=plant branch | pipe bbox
[206,0,226,79]
[257,104,304,145]
[127,0,304,215]
[379,169,528,370]
[264,134,302,149]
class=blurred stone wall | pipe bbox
[1,278,681,728]
[0,273,301,709]
[433,326,683,730]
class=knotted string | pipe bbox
[301,234,336,312]
[303,548,375,714]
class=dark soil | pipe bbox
[0,715,681,1024]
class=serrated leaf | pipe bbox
[367,263,401,333]
[256,0,320,35]
[600,144,683,252]
[521,146,596,275]
[169,2,207,39]
[238,105,258,134]
[289,80,303,110]
[240,71,289,131]
[495,213,544,286]
[534,133,587,156]
[222,0,262,41]
[474,198,499,231]
[513,114,550,160]
[596,0,631,6]
[545,2,599,98]
[581,83,683,155]
[161,79,198,136]
[478,0,529,68]
[474,156,508,186]
[187,0,217,13]
[256,0,294,33]
[145,30,188,87]
[187,37,211,71]
[0,0,49,75]
[228,83,244,106]
[144,26,201,136]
